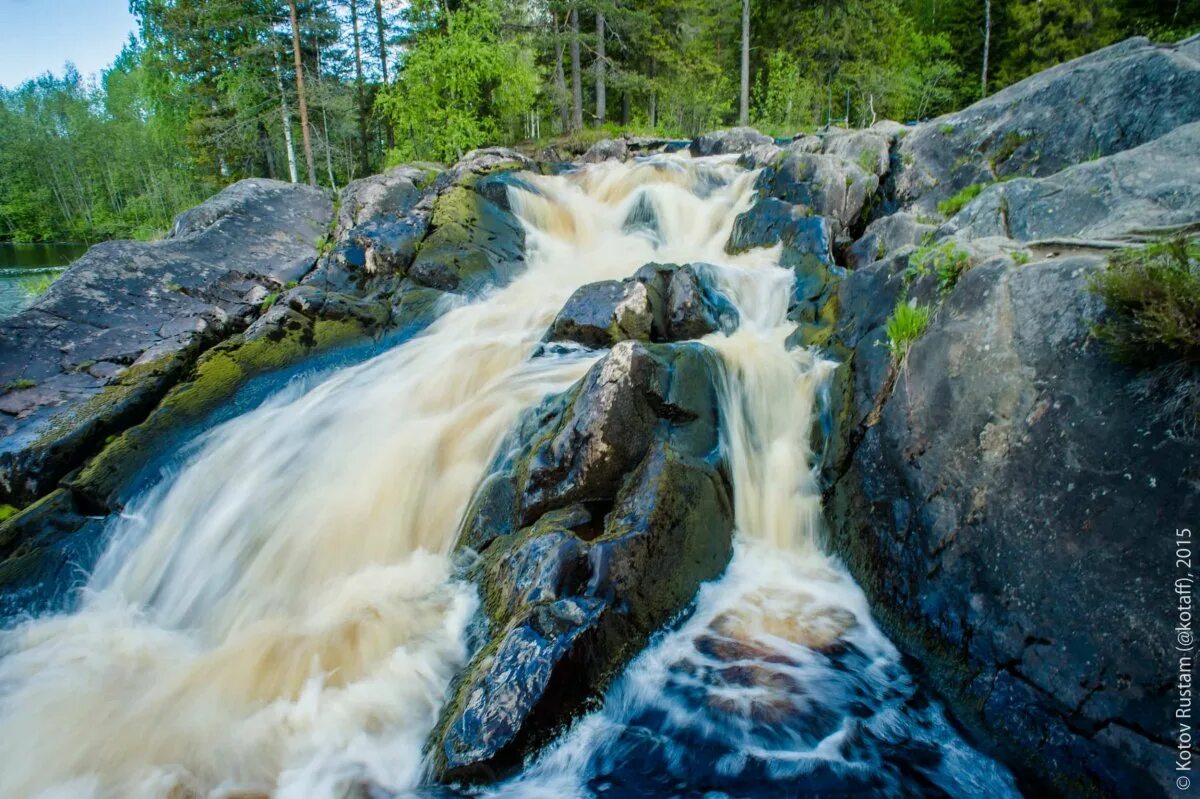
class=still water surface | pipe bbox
[0,242,87,318]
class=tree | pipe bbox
[376,2,537,161]
[981,0,991,96]
[288,0,318,185]
[740,0,750,125]
[596,11,607,126]
[570,6,583,131]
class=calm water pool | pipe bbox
[0,243,87,319]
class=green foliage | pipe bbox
[377,2,537,163]
[260,291,280,312]
[7,378,37,391]
[885,299,932,360]
[937,182,988,217]
[1089,238,1200,367]
[19,272,57,297]
[907,239,972,294]
[1012,249,1032,266]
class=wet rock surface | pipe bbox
[548,262,736,348]
[0,157,539,620]
[0,179,332,507]
[431,340,734,782]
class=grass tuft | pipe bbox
[885,299,932,361]
[937,182,987,218]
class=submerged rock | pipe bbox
[431,340,734,782]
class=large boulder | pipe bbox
[944,121,1200,243]
[894,35,1200,212]
[690,127,774,156]
[845,211,936,269]
[755,149,879,242]
[431,340,734,781]
[548,262,737,348]
[0,179,332,507]
[824,253,1198,797]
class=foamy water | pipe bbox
[0,155,1016,799]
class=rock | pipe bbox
[944,121,1200,243]
[821,128,893,177]
[825,255,1198,797]
[737,143,783,169]
[547,263,734,349]
[408,182,526,293]
[432,340,733,780]
[894,36,1200,212]
[846,211,936,269]
[690,127,774,156]
[550,279,653,347]
[581,138,630,163]
[0,179,332,507]
[755,151,879,242]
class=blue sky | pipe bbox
[0,0,136,88]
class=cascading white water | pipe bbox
[0,156,804,799]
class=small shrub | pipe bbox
[857,148,880,175]
[261,292,279,313]
[1012,250,1032,266]
[937,182,988,217]
[1089,238,1200,367]
[885,299,931,361]
[906,240,971,293]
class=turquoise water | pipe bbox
[0,243,86,318]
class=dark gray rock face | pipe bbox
[581,138,630,163]
[944,121,1200,243]
[825,255,1198,798]
[0,179,332,506]
[755,150,879,242]
[895,36,1200,212]
[432,340,734,782]
[548,262,735,348]
[690,126,773,156]
[846,211,936,269]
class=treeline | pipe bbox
[1,0,1195,242]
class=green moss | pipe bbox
[0,504,18,523]
[260,292,279,313]
[939,123,955,136]
[6,378,37,391]
[1012,249,1032,266]
[936,182,988,218]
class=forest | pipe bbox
[0,0,1195,243]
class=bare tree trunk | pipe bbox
[739,0,750,125]
[595,12,606,127]
[350,0,369,171]
[259,121,277,179]
[321,106,338,192]
[981,0,991,98]
[649,57,657,127]
[275,50,299,184]
[288,0,317,186]
[570,7,583,132]
[374,0,394,149]
[553,14,570,132]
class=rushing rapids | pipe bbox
[0,155,1016,798]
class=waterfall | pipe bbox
[0,155,1015,799]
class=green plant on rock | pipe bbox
[990,131,1031,169]
[885,299,931,361]
[1089,238,1200,367]
[1012,250,1032,266]
[6,378,37,391]
[937,182,988,217]
[1089,237,1200,434]
[905,240,971,294]
[260,292,279,313]
[857,148,881,175]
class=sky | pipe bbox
[0,0,137,89]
